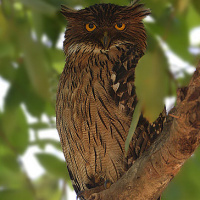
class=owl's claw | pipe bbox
[76,190,84,200]
[76,185,105,200]
[104,179,112,189]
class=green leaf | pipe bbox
[36,153,68,179]
[143,0,169,17]
[32,12,44,40]
[0,120,15,157]
[17,26,51,101]
[5,64,46,117]
[165,16,191,62]
[0,41,15,58]
[33,174,62,200]
[44,101,56,117]
[0,8,8,37]
[0,155,20,173]
[49,189,63,200]
[0,189,34,200]
[148,9,192,63]
[86,0,130,5]
[1,107,29,154]
[177,71,193,87]
[47,48,65,74]
[174,0,190,14]
[32,12,63,47]
[31,139,61,151]
[186,5,200,30]
[125,101,142,154]
[0,58,16,81]
[135,40,168,122]
[0,155,26,188]
[19,0,57,16]
[29,122,50,130]
[192,0,200,15]
[43,15,63,47]
[163,148,200,200]
[43,0,70,8]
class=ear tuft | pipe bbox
[127,2,151,19]
[60,5,78,19]
[130,0,141,6]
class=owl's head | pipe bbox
[61,0,150,54]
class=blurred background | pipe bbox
[0,0,200,199]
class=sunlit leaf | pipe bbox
[0,41,15,58]
[1,106,29,154]
[32,11,63,47]
[88,0,130,5]
[192,0,200,15]
[29,122,50,130]
[186,5,200,30]
[0,58,15,81]
[125,101,142,154]
[148,7,193,63]
[0,118,15,157]
[0,8,8,37]
[33,174,65,200]
[19,0,57,15]
[163,148,200,200]
[47,48,65,73]
[143,0,169,17]
[177,71,193,87]
[36,153,68,179]
[164,18,192,63]
[43,15,63,47]
[17,26,51,101]
[135,38,168,122]
[45,101,57,116]
[43,0,70,8]
[49,189,63,200]
[0,189,34,200]
[32,12,44,40]
[174,0,190,14]
[31,139,61,151]
[0,155,27,188]
[5,64,46,117]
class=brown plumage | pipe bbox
[56,1,165,199]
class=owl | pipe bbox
[56,1,165,199]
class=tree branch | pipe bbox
[88,62,200,200]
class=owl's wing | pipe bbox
[109,44,140,115]
[108,43,166,159]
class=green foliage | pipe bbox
[135,36,169,122]
[1,106,29,154]
[163,148,200,200]
[0,0,199,199]
[125,101,142,154]
[36,153,69,179]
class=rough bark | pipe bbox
[88,61,200,200]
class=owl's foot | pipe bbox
[77,191,85,200]
[77,185,105,200]
[104,179,112,189]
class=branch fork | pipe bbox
[87,62,200,200]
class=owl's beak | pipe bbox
[101,32,111,50]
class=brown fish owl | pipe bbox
[56,1,165,199]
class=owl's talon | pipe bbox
[76,185,105,200]
[77,190,84,199]
[104,179,112,189]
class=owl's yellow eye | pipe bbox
[86,23,96,32]
[115,23,126,31]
